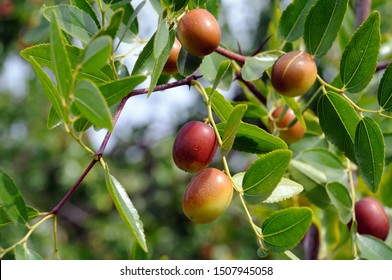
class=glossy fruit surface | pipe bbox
[270,106,305,144]
[355,197,390,241]
[163,37,181,75]
[172,121,218,173]
[177,8,221,56]
[271,50,317,97]
[182,168,233,224]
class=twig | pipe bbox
[48,74,202,215]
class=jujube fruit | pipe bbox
[354,197,390,241]
[163,37,181,75]
[177,8,221,57]
[271,50,317,97]
[270,106,305,144]
[172,121,218,173]
[182,168,233,224]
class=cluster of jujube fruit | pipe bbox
[172,121,233,224]
[167,7,390,243]
[163,9,232,224]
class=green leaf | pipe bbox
[132,34,155,75]
[379,163,392,207]
[44,4,99,44]
[340,11,380,93]
[81,36,113,71]
[241,54,277,81]
[279,0,317,42]
[177,47,204,77]
[304,0,349,57]
[0,205,39,227]
[105,169,147,252]
[354,117,385,193]
[26,58,67,123]
[70,0,100,29]
[96,9,123,40]
[47,107,62,129]
[282,96,306,128]
[21,44,114,84]
[232,172,244,192]
[154,18,170,58]
[243,150,292,203]
[201,53,233,91]
[50,13,73,99]
[108,0,143,44]
[207,88,233,122]
[378,63,392,112]
[356,234,392,260]
[326,182,352,224]
[100,75,147,106]
[221,104,248,156]
[288,159,330,208]
[0,170,28,224]
[74,79,113,131]
[262,207,313,252]
[148,30,175,96]
[216,122,287,155]
[14,244,44,260]
[317,91,361,162]
[301,148,347,185]
[264,178,304,204]
[211,59,231,92]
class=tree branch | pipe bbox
[49,74,202,215]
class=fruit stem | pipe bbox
[346,159,359,259]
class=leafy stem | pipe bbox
[0,214,55,259]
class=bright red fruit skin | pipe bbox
[172,121,218,173]
[177,8,221,56]
[182,168,233,224]
[270,106,305,144]
[355,197,390,241]
[271,50,317,97]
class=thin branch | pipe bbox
[377,61,391,72]
[48,74,202,215]
[215,46,248,64]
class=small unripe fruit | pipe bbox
[270,106,305,144]
[172,121,218,173]
[355,197,390,241]
[271,51,317,97]
[163,37,182,75]
[177,8,221,56]
[182,168,233,224]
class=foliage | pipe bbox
[1,0,392,260]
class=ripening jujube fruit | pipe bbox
[271,50,317,97]
[270,106,305,144]
[177,8,221,57]
[172,121,218,173]
[182,168,233,224]
[162,37,181,75]
[354,197,390,241]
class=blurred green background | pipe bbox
[1,0,392,260]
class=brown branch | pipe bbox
[49,74,202,215]
[215,46,248,64]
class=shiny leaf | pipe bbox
[340,11,380,93]
[354,117,385,193]
[262,207,313,252]
[304,0,349,56]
